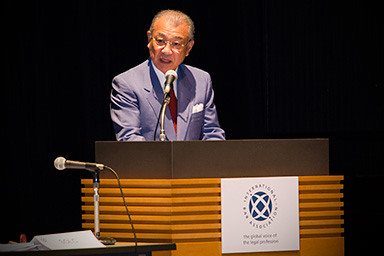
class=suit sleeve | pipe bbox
[201,75,226,140]
[110,76,146,141]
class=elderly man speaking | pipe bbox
[110,10,225,141]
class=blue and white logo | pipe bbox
[249,191,272,221]
[243,183,278,229]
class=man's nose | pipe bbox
[161,42,173,54]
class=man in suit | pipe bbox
[110,10,225,141]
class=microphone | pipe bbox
[164,70,178,94]
[54,157,104,171]
[53,156,137,248]
[153,69,178,141]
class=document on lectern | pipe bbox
[221,177,300,254]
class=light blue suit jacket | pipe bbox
[110,59,225,141]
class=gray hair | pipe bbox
[149,10,195,41]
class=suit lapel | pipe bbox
[145,61,162,113]
[176,65,195,140]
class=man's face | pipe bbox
[147,16,194,74]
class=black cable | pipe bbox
[104,166,138,255]
[154,106,162,141]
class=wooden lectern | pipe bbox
[81,139,344,256]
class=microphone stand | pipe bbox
[92,169,101,238]
[56,160,121,245]
[159,93,171,141]
[154,71,176,141]
[92,167,116,245]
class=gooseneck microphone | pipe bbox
[54,157,104,171]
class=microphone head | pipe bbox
[54,157,66,170]
[165,69,178,80]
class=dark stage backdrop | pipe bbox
[3,1,383,255]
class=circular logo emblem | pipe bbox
[249,191,272,221]
[243,183,278,229]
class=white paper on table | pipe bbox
[31,230,105,250]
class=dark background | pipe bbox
[3,1,383,255]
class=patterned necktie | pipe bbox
[168,88,177,135]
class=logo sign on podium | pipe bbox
[221,177,299,254]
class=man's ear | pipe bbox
[185,40,195,57]
[147,31,152,47]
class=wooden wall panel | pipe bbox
[81,176,344,255]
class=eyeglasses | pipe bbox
[152,37,188,51]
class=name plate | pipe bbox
[31,230,105,250]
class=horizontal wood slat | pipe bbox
[299,210,344,218]
[300,219,344,226]
[172,187,221,195]
[299,184,343,191]
[81,176,344,243]
[82,197,172,205]
[82,179,172,187]
[299,193,343,200]
[81,188,172,196]
[299,176,343,181]
[83,223,221,231]
[82,205,172,214]
[83,214,222,223]
[82,214,172,222]
[300,201,344,209]
[300,228,344,236]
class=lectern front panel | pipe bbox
[95,139,329,179]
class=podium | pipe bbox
[81,139,344,256]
